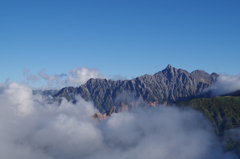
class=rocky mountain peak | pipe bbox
[157,64,179,78]
[54,64,219,112]
[154,64,176,76]
[163,64,176,72]
[190,70,218,84]
[166,64,173,69]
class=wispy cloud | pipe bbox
[23,69,39,83]
[23,67,107,89]
[38,69,67,87]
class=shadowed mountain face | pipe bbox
[222,90,240,97]
[54,65,219,112]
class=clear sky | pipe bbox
[1,0,240,87]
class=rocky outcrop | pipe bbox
[54,65,219,112]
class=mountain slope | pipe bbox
[177,96,240,156]
[54,65,218,112]
[178,96,240,134]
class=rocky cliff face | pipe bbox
[54,65,219,112]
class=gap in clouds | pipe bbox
[0,82,238,159]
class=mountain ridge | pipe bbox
[54,64,219,112]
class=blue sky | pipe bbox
[1,0,240,87]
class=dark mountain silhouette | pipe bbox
[222,90,240,97]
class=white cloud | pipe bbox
[205,74,240,96]
[0,82,238,159]
[0,82,101,159]
[68,67,108,86]
[0,82,35,116]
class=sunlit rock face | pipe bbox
[54,65,218,112]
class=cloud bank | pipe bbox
[204,74,240,96]
[0,82,238,159]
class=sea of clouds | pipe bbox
[0,82,238,159]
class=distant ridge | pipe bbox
[54,64,219,112]
[222,90,240,97]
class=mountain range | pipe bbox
[35,64,240,157]
[53,64,219,112]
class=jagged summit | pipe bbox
[154,64,175,75]
[154,64,187,77]
[163,64,176,71]
[163,64,176,72]
[166,64,173,69]
[54,65,219,112]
